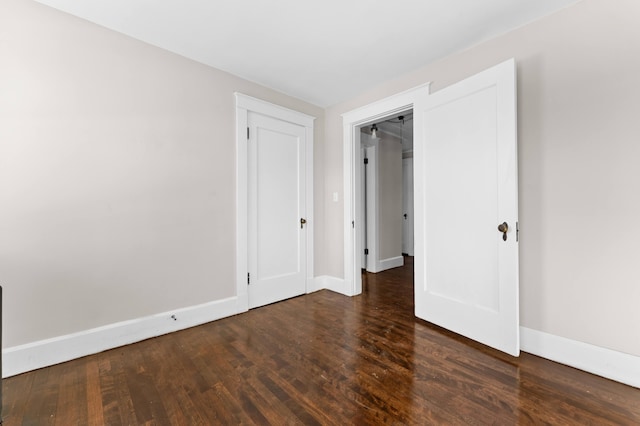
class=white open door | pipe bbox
[414,59,519,356]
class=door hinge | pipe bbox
[247,127,250,140]
[516,221,519,242]
[364,248,369,255]
[247,272,250,285]
[364,158,369,165]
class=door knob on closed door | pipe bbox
[300,218,307,229]
[498,222,508,241]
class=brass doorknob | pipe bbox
[498,222,508,241]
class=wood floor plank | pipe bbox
[108,351,139,425]
[19,367,59,425]
[85,358,105,426]
[0,369,35,426]
[53,361,88,425]
[3,256,640,424]
[123,343,171,425]
[144,339,208,425]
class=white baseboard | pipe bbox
[368,255,404,273]
[520,327,640,388]
[307,276,325,293]
[3,296,241,378]
[379,256,404,271]
[314,275,350,296]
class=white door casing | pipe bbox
[235,94,314,312]
[413,59,519,356]
[342,84,428,296]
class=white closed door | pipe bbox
[248,112,307,309]
[413,59,519,356]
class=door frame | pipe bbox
[235,93,315,311]
[402,156,414,257]
[364,144,378,272]
[341,83,430,296]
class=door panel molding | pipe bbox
[235,93,315,312]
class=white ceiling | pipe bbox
[34,0,579,107]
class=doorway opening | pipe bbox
[341,83,429,296]
[359,111,414,275]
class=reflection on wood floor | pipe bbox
[3,256,640,424]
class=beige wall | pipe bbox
[377,135,403,261]
[0,0,324,347]
[324,0,640,356]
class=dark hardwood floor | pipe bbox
[3,257,640,425]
